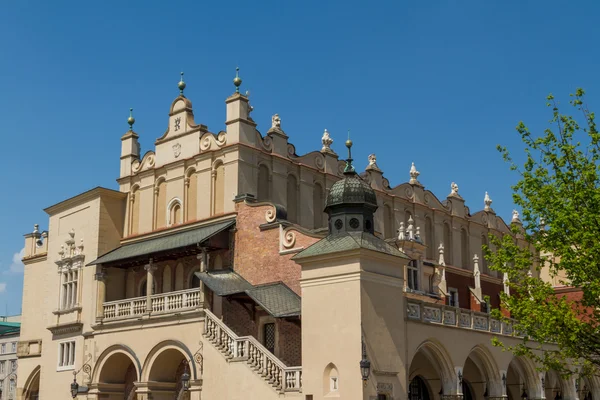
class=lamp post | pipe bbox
[521,383,528,400]
[181,364,191,392]
[70,375,79,399]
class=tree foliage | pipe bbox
[488,88,600,376]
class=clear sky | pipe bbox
[1,1,598,314]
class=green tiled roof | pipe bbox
[0,322,20,335]
[196,270,300,317]
[246,283,301,317]
[293,231,409,260]
[88,219,235,266]
[325,173,378,211]
[195,269,253,296]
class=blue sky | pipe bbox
[1,1,599,314]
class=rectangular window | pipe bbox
[61,270,78,310]
[407,260,419,291]
[10,360,16,371]
[481,302,489,313]
[263,323,275,354]
[0,361,5,373]
[1,344,5,354]
[11,342,16,353]
[9,379,15,395]
[58,341,76,370]
[448,288,459,308]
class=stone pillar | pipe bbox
[197,249,207,307]
[95,268,107,321]
[145,259,156,314]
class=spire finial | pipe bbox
[178,72,186,95]
[484,191,493,211]
[344,130,354,174]
[127,108,135,130]
[233,67,242,93]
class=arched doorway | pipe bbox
[22,366,40,400]
[409,340,455,398]
[545,370,565,400]
[505,357,537,400]
[409,376,431,400]
[145,344,194,400]
[93,347,140,399]
[462,346,501,400]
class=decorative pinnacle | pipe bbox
[127,108,135,130]
[178,72,186,95]
[233,67,242,93]
[484,191,493,211]
[409,162,420,184]
[344,130,355,174]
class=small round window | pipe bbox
[334,219,343,230]
[349,218,360,229]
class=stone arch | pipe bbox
[286,173,299,223]
[155,177,167,229]
[505,356,538,399]
[462,344,501,398]
[212,159,225,215]
[129,184,141,236]
[92,345,141,384]
[142,340,197,382]
[257,163,271,202]
[313,182,325,229]
[323,362,340,396]
[175,262,184,291]
[167,197,183,227]
[21,365,40,400]
[383,203,393,238]
[425,216,434,259]
[162,264,172,292]
[410,339,456,395]
[185,167,197,222]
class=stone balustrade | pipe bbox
[103,288,201,321]
[406,298,515,336]
[203,309,302,393]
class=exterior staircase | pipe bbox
[203,309,302,394]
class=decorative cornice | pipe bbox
[44,187,126,215]
[22,253,47,265]
[47,321,83,336]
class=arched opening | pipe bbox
[168,200,182,227]
[213,254,223,270]
[545,370,565,400]
[140,278,156,296]
[213,162,225,215]
[462,346,501,400]
[314,183,324,229]
[425,217,434,260]
[162,265,172,293]
[443,223,453,265]
[155,179,167,229]
[505,357,537,400]
[461,228,469,269]
[93,348,140,400]
[185,169,197,222]
[323,363,340,397]
[409,340,455,398]
[383,204,393,239]
[257,164,270,201]
[190,274,200,288]
[287,174,298,223]
[481,234,489,274]
[146,346,192,399]
[22,366,40,400]
[409,376,431,400]
[175,263,184,291]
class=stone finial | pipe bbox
[398,221,405,241]
[409,162,420,185]
[407,216,415,240]
[33,224,39,234]
[484,192,492,211]
[366,154,381,171]
[512,209,521,223]
[69,228,75,238]
[473,254,481,289]
[450,182,459,196]
[415,226,421,241]
[503,272,510,296]
[321,129,334,153]
[438,243,445,266]
[271,114,281,129]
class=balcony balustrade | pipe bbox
[406,298,515,336]
[102,287,202,321]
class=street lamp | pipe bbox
[181,364,191,391]
[70,376,79,399]
[360,340,370,386]
[521,383,528,400]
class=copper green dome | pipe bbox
[325,173,378,212]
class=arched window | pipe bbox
[425,217,434,260]
[408,376,430,400]
[140,279,156,296]
[162,265,172,292]
[461,228,469,269]
[384,204,393,238]
[287,174,298,223]
[175,263,184,291]
[190,274,200,288]
[443,223,453,265]
[213,163,225,215]
[313,183,324,228]
[130,187,140,236]
[257,164,270,201]
[323,363,340,397]
[167,199,182,227]
[185,170,197,222]
[155,179,167,229]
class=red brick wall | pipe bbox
[445,269,503,311]
[277,318,302,366]
[222,298,258,337]
[233,202,320,295]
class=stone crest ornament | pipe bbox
[173,143,182,158]
[271,114,281,129]
[409,162,420,185]
[484,191,493,211]
[512,209,521,223]
[450,182,459,196]
[174,117,181,131]
[321,129,334,154]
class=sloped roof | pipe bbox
[293,231,409,260]
[88,219,235,266]
[195,269,253,296]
